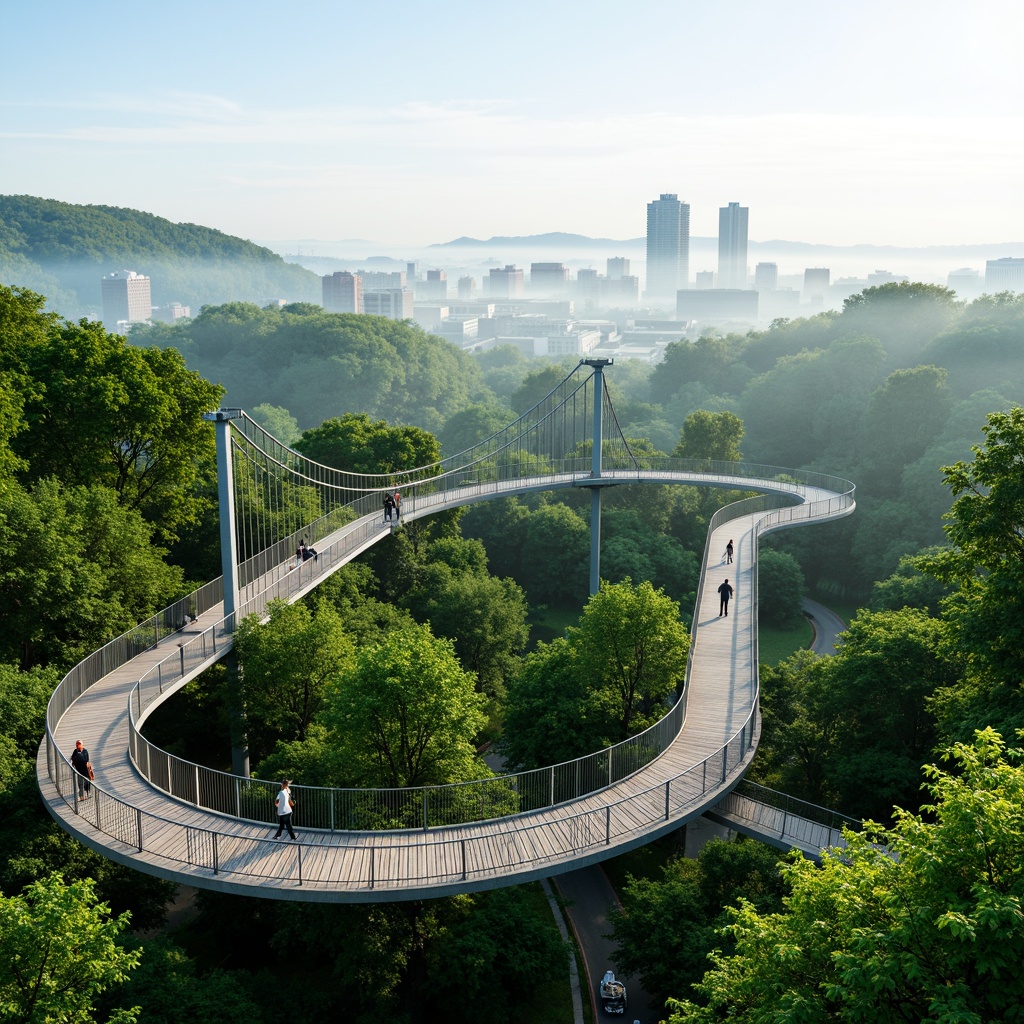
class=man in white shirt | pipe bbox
[273,780,297,840]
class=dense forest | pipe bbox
[0,196,321,319]
[2,273,1024,1023]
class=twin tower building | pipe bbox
[645,195,748,303]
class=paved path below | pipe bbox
[803,597,847,656]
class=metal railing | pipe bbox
[54,703,761,891]
[713,779,862,854]
[43,463,854,889]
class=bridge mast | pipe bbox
[203,409,243,624]
[583,358,613,596]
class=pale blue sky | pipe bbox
[2,0,1021,247]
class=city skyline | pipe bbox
[2,1,1022,249]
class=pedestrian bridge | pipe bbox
[38,361,856,900]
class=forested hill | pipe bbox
[0,195,321,318]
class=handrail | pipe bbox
[42,463,854,887]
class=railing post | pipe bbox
[605,806,611,845]
[213,833,219,874]
[137,808,143,852]
[235,777,241,817]
[167,753,173,794]
[665,780,670,821]
[461,839,467,880]
[179,643,185,677]
[423,790,429,831]
[195,764,201,806]
[550,766,555,807]
[297,845,303,887]
[608,747,613,787]
[369,846,375,890]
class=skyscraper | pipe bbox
[718,202,749,289]
[322,271,363,313]
[645,194,689,302]
[101,270,152,329]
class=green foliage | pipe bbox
[610,838,786,1005]
[0,479,184,668]
[502,580,689,767]
[401,546,529,702]
[295,412,440,474]
[672,409,744,464]
[755,608,957,821]
[757,548,805,629]
[322,621,488,787]
[666,730,1024,1024]
[423,886,570,1024]
[143,302,483,433]
[234,601,355,758]
[923,407,1024,741]
[0,194,320,317]
[0,873,141,1024]
[102,937,264,1024]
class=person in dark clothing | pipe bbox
[383,493,395,522]
[718,578,734,617]
[725,539,734,564]
[70,739,92,795]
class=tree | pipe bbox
[520,503,589,605]
[437,401,514,456]
[0,873,141,1024]
[856,365,953,498]
[672,409,744,465]
[0,479,184,669]
[610,838,786,1006]
[756,548,805,629]
[423,886,570,1024]
[502,580,689,767]
[666,730,1024,1024]
[294,412,440,475]
[569,579,689,740]
[322,622,487,787]
[16,319,223,544]
[250,403,301,446]
[839,281,961,366]
[922,407,1024,741]
[234,601,355,758]
[402,559,529,702]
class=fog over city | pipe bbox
[2,0,1021,254]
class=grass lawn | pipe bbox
[510,883,578,1024]
[527,601,584,649]
[758,617,813,666]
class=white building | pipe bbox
[101,270,151,328]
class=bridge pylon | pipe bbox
[582,357,613,596]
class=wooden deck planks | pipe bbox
[39,474,852,898]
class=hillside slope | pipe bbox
[0,195,321,318]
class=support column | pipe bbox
[203,409,242,630]
[583,358,612,596]
[203,409,248,777]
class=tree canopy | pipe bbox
[667,730,1024,1024]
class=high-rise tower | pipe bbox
[645,194,689,302]
[717,202,749,290]
[101,270,152,329]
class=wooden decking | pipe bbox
[38,469,854,901]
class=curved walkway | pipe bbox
[38,467,854,901]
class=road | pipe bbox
[803,597,847,656]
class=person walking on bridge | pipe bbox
[273,780,297,840]
[725,539,734,564]
[718,578,734,617]
[70,739,92,795]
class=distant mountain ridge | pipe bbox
[0,195,321,319]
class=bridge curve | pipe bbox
[38,461,853,901]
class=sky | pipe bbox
[2,0,1022,249]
